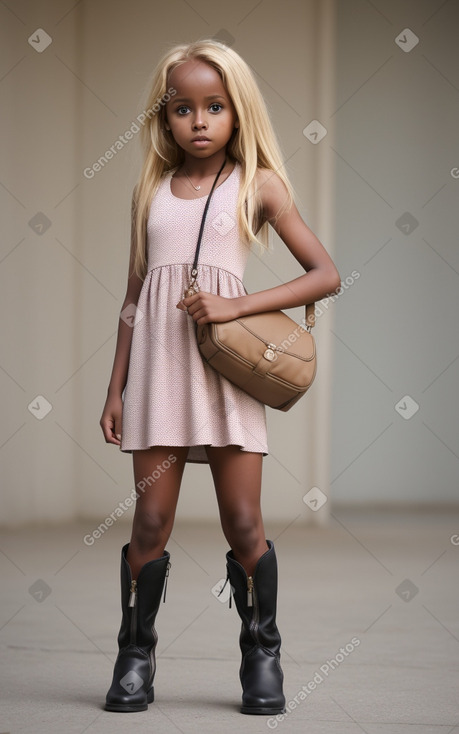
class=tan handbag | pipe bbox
[197,306,316,411]
[185,158,317,412]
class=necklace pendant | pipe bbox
[195,185,201,190]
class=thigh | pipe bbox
[132,445,189,522]
[205,445,263,518]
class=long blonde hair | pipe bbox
[131,39,294,280]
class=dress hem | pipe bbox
[120,442,268,463]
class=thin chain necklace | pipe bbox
[183,163,226,192]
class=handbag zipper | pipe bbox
[237,321,314,362]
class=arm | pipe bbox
[180,169,341,324]
[237,168,341,316]
[100,192,145,445]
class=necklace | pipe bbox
[183,169,201,191]
[183,164,226,192]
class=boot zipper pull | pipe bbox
[163,561,171,603]
[128,579,137,608]
[247,576,254,607]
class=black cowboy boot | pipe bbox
[224,540,286,715]
[105,543,170,712]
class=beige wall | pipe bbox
[330,0,459,504]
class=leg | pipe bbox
[205,444,268,576]
[105,445,188,712]
[127,445,189,579]
[205,445,285,715]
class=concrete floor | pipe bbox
[1,509,458,733]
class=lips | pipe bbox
[191,137,210,142]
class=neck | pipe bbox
[182,151,229,177]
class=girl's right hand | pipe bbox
[100,393,123,446]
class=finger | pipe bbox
[183,291,205,307]
[190,308,208,323]
[114,423,122,446]
[100,419,114,444]
[100,418,121,445]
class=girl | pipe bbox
[100,39,340,716]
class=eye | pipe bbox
[176,105,189,115]
[209,103,223,113]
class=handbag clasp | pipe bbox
[263,343,277,362]
[185,268,200,299]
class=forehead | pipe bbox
[167,59,227,98]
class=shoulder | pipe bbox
[254,167,291,223]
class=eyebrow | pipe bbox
[172,94,226,103]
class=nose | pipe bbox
[192,110,207,130]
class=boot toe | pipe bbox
[105,645,154,712]
[240,647,285,715]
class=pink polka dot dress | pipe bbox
[120,161,268,463]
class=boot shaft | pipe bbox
[118,543,170,650]
[226,540,281,655]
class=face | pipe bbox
[164,59,238,161]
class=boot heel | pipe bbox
[105,699,149,713]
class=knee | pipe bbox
[222,510,264,554]
[131,509,171,552]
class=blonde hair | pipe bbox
[131,39,294,280]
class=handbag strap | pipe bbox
[190,156,227,285]
[305,302,315,330]
[189,156,315,331]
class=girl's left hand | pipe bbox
[176,291,240,324]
